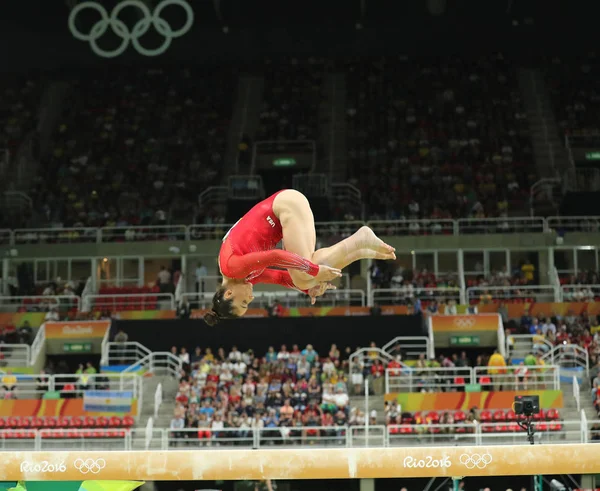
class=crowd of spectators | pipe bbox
[29,67,234,228]
[0,77,40,159]
[169,343,366,445]
[345,54,534,221]
[257,58,325,142]
[546,53,600,135]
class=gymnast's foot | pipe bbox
[356,226,396,259]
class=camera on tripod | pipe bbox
[514,395,540,417]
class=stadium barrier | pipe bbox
[2,442,600,480]
[385,365,560,393]
[1,420,598,452]
[2,216,600,245]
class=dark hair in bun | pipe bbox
[203,288,236,326]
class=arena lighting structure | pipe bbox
[4,445,600,481]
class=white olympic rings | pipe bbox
[459,453,493,469]
[73,458,106,474]
[68,0,194,58]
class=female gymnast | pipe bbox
[204,189,396,325]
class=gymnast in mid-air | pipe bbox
[204,189,396,325]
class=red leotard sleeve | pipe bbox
[249,269,309,294]
[226,249,319,279]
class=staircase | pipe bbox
[350,393,386,424]
[518,68,571,215]
[131,374,178,450]
[319,73,347,179]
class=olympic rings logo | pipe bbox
[453,317,476,328]
[459,453,493,469]
[73,458,106,474]
[68,0,194,58]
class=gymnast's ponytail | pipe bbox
[203,288,236,326]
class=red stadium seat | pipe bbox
[453,410,466,423]
[123,416,135,427]
[546,409,559,420]
[505,410,517,421]
[492,410,505,422]
[479,410,492,423]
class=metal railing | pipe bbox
[104,341,182,378]
[385,365,560,393]
[560,284,600,301]
[99,225,188,242]
[573,376,581,413]
[457,217,546,234]
[547,216,600,233]
[83,293,175,311]
[385,367,474,393]
[368,219,456,236]
[154,383,163,419]
[381,336,430,361]
[506,334,554,360]
[0,344,31,367]
[372,288,461,306]
[1,420,597,450]
[2,216,600,245]
[541,344,589,373]
[182,289,366,309]
[466,286,559,302]
[0,295,80,313]
[0,372,142,399]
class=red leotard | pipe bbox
[218,191,319,291]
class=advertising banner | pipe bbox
[0,399,137,417]
[44,321,110,340]
[430,314,500,332]
[385,390,563,411]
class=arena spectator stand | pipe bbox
[0,76,41,160]
[545,53,600,135]
[257,58,325,142]
[30,67,235,228]
[345,55,534,220]
[168,342,355,445]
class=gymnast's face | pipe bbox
[224,282,255,316]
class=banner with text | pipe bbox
[44,320,110,340]
[385,390,563,411]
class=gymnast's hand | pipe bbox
[315,265,342,282]
[308,282,337,305]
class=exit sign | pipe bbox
[585,152,600,160]
[450,335,480,346]
[63,342,92,353]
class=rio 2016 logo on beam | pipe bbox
[68,0,194,58]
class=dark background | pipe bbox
[113,314,425,353]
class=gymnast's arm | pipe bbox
[227,249,320,278]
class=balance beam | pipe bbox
[5,444,599,481]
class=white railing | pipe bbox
[99,225,188,242]
[183,289,366,309]
[121,351,182,379]
[385,365,560,392]
[0,344,31,367]
[30,324,46,366]
[472,365,560,391]
[367,219,456,236]
[3,216,600,245]
[99,325,111,366]
[457,217,546,234]
[0,421,597,450]
[560,284,600,302]
[84,293,175,311]
[372,288,461,306]
[466,286,560,302]
[154,383,163,419]
[573,376,581,413]
[145,417,154,450]
[541,344,589,373]
[547,216,600,233]
[506,334,554,360]
[0,295,81,313]
[103,341,151,369]
[381,336,430,360]
[385,367,474,393]
[349,347,405,378]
